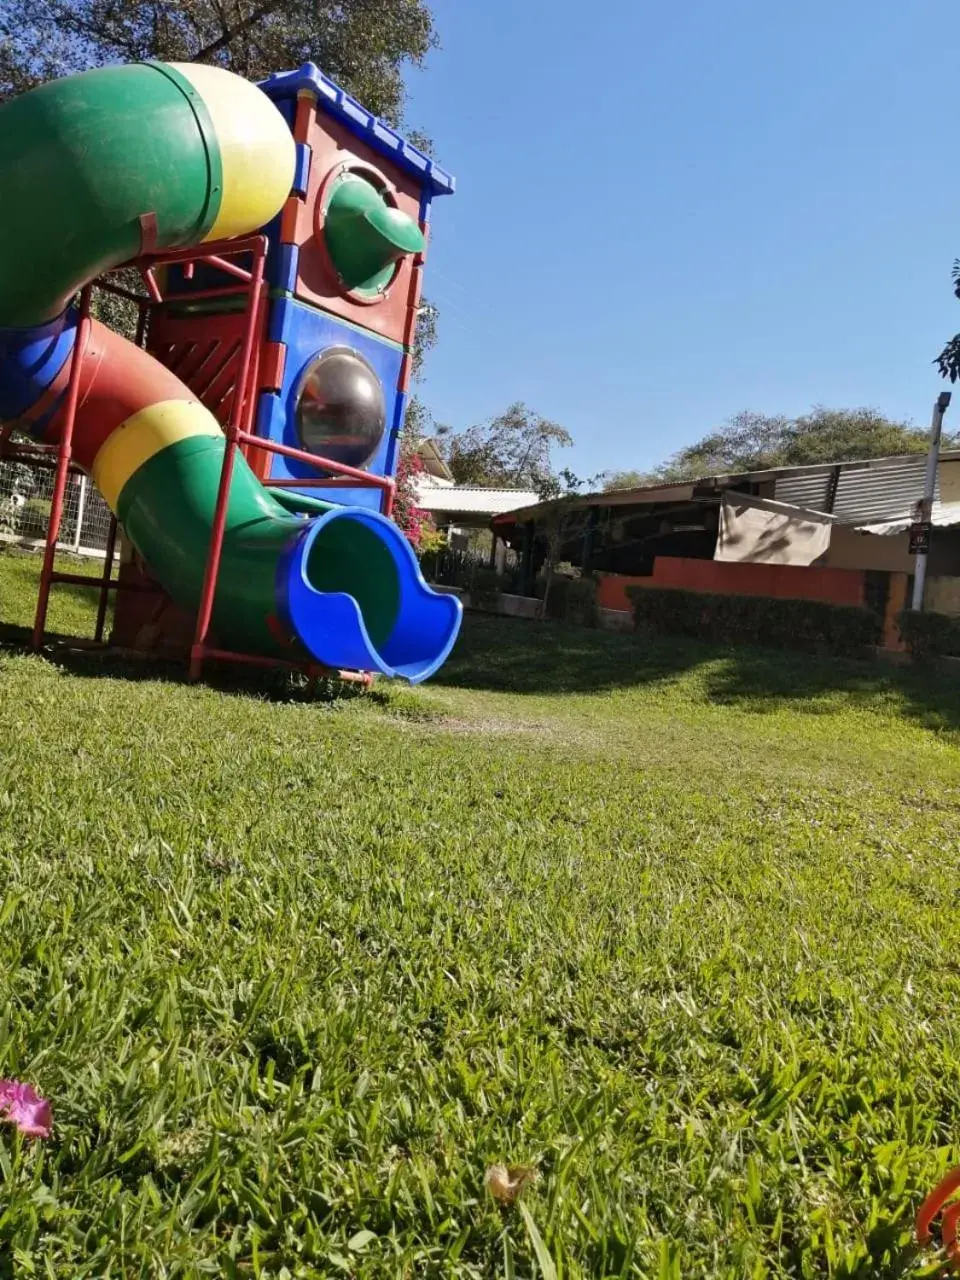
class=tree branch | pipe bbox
[190,0,283,61]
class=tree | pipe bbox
[0,0,435,126]
[603,469,652,492]
[783,406,944,466]
[0,0,445,544]
[410,299,438,381]
[936,260,960,383]
[651,410,791,480]
[393,394,432,546]
[536,467,599,621]
[392,296,442,546]
[626,406,944,485]
[446,402,573,497]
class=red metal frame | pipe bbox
[30,284,93,649]
[239,432,395,513]
[2,232,393,689]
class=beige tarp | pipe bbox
[715,494,833,565]
[939,459,960,507]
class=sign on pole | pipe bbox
[909,521,932,556]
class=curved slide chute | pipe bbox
[0,62,462,682]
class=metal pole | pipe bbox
[911,391,951,611]
[72,473,87,554]
[94,516,118,643]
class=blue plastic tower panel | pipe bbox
[257,294,404,511]
[292,143,312,197]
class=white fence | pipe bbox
[0,457,112,558]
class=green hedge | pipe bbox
[468,567,505,611]
[539,576,599,627]
[897,610,960,661]
[628,587,882,656]
[20,497,51,538]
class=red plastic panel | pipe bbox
[146,304,271,478]
[285,109,424,347]
[147,307,265,426]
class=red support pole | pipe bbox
[140,267,163,304]
[238,432,396,519]
[236,430,392,486]
[229,241,266,438]
[263,476,374,490]
[188,240,267,682]
[32,286,92,650]
[199,254,255,283]
[200,646,372,685]
[188,427,239,681]
[243,291,268,435]
[94,516,118,643]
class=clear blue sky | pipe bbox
[403,0,960,479]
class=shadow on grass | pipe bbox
[4,608,958,737]
[434,614,701,694]
[434,613,960,736]
[0,622,373,707]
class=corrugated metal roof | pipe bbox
[858,504,960,534]
[775,453,935,524]
[414,483,541,515]
[773,452,960,529]
[772,471,832,511]
[493,452,960,528]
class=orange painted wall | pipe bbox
[597,557,866,612]
[596,575,645,612]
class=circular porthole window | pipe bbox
[294,346,386,470]
[321,169,425,299]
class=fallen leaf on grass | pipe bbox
[485,1163,538,1203]
[0,1079,51,1138]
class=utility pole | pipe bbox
[911,390,952,611]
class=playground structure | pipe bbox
[0,60,462,684]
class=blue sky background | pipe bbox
[403,0,960,479]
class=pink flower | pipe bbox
[0,1079,52,1138]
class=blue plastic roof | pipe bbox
[259,63,455,197]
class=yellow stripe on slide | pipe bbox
[170,62,296,243]
[93,399,222,510]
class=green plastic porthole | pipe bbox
[323,172,425,298]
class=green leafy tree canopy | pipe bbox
[0,0,435,125]
[607,406,947,489]
[936,260,960,383]
[1,0,442,344]
[444,402,573,498]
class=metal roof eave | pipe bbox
[494,451,960,529]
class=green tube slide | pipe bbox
[0,61,462,680]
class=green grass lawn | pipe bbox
[0,545,110,640]
[2,548,960,1277]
